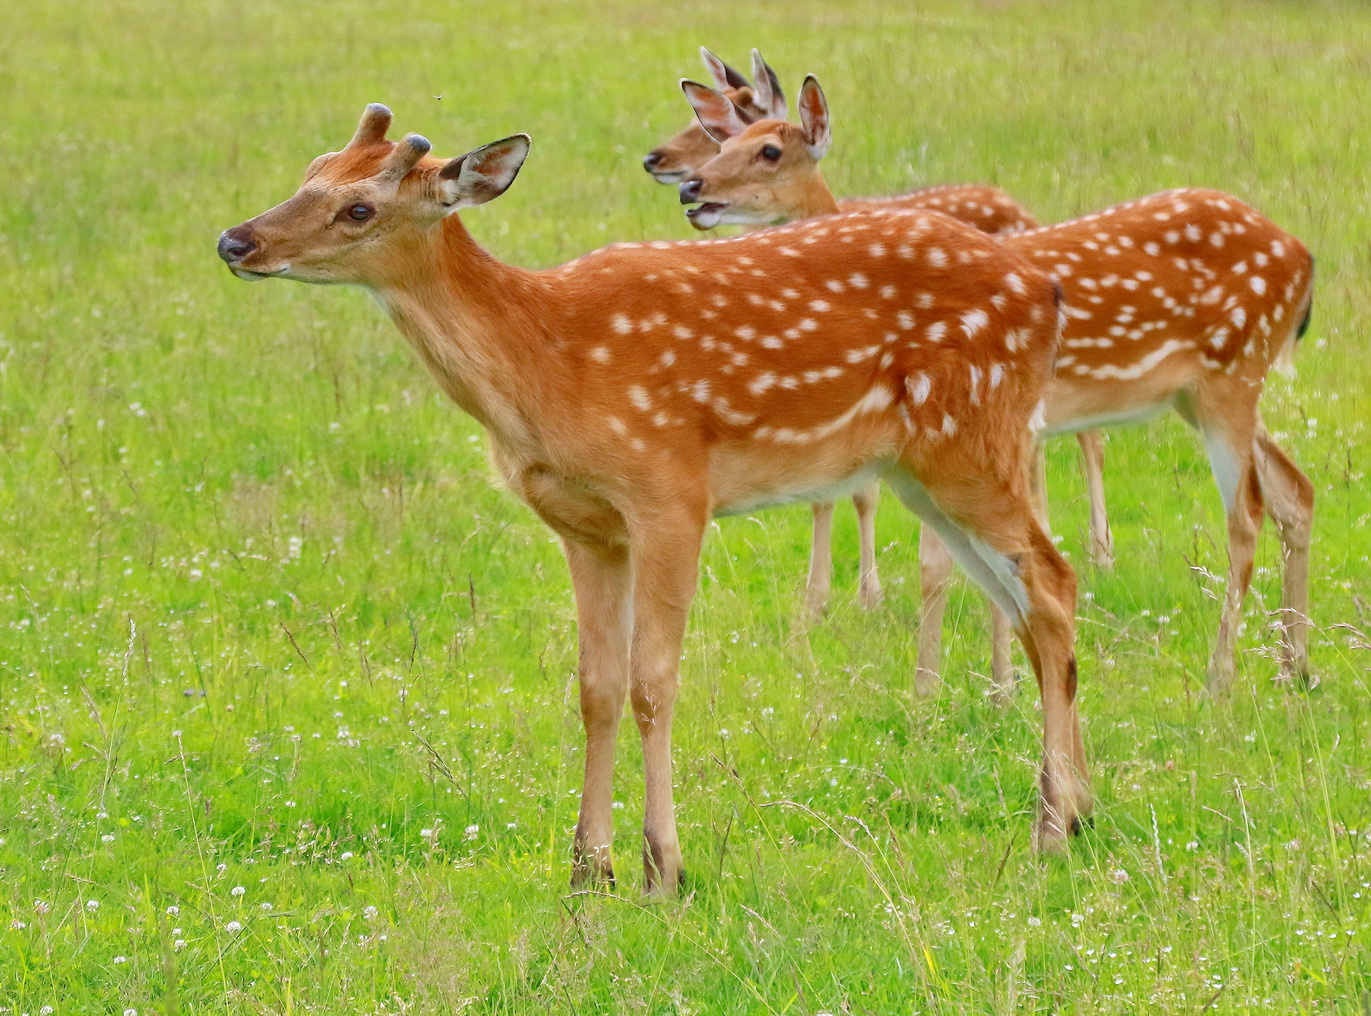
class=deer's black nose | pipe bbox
[678,178,703,204]
[643,151,664,172]
[217,227,257,263]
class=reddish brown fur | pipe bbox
[840,185,1037,235]
[645,84,774,183]
[684,86,1315,691]
[221,106,1092,892]
[673,81,1046,618]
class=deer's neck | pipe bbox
[785,174,842,221]
[370,217,554,453]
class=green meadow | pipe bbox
[2,0,1370,1011]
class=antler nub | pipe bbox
[350,103,394,148]
[377,133,432,182]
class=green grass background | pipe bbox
[2,0,1370,1012]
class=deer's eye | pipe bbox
[760,144,782,162]
[346,204,374,222]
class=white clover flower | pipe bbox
[419,828,434,839]
[1028,916,1041,927]
[34,900,50,914]
[363,905,379,921]
[166,905,179,916]
[173,939,186,950]
[230,886,245,897]
[1110,868,1130,884]
[113,956,128,964]
[86,899,100,912]
[465,824,479,840]
[259,903,273,913]
[225,920,242,934]
[340,851,354,861]
[101,834,116,843]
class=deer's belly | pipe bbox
[708,439,891,517]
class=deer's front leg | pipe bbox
[805,501,835,620]
[1076,430,1114,569]
[628,507,707,895]
[564,539,633,887]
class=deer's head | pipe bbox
[642,48,786,185]
[217,104,530,287]
[676,74,831,230]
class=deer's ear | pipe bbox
[681,80,751,144]
[750,50,787,120]
[699,47,749,91]
[438,134,531,209]
[797,75,831,160]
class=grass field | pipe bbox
[3,0,1371,1011]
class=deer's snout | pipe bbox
[217,226,257,263]
[642,151,665,173]
[678,178,704,204]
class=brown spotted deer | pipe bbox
[681,76,1315,695]
[663,57,1118,624]
[218,103,1091,892]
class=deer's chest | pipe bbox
[496,449,628,549]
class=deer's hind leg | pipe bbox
[1254,426,1314,682]
[1176,389,1265,692]
[887,460,1090,848]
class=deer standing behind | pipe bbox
[681,76,1315,695]
[218,103,1090,893]
[652,49,1116,624]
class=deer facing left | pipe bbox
[218,103,1091,893]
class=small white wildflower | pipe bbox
[340,851,354,861]
[86,899,100,912]
[10,920,25,930]
[230,886,245,897]
[113,955,128,964]
[259,903,273,913]
[101,834,115,843]
[1111,868,1130,884]
[1028,916,1042,927]
[173,939,186,950]
[125,1009,138,1016]
[34,900,50,914]
[225,920,242,934]
[40,1007,54,1015]
[465,824,479,840]
[166,905,179,916]
[419,828,434,839]
[363,905,379,921]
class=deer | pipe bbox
[217,103,1091,894]
[655,52,1118,625]
[680,75,1315,698]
